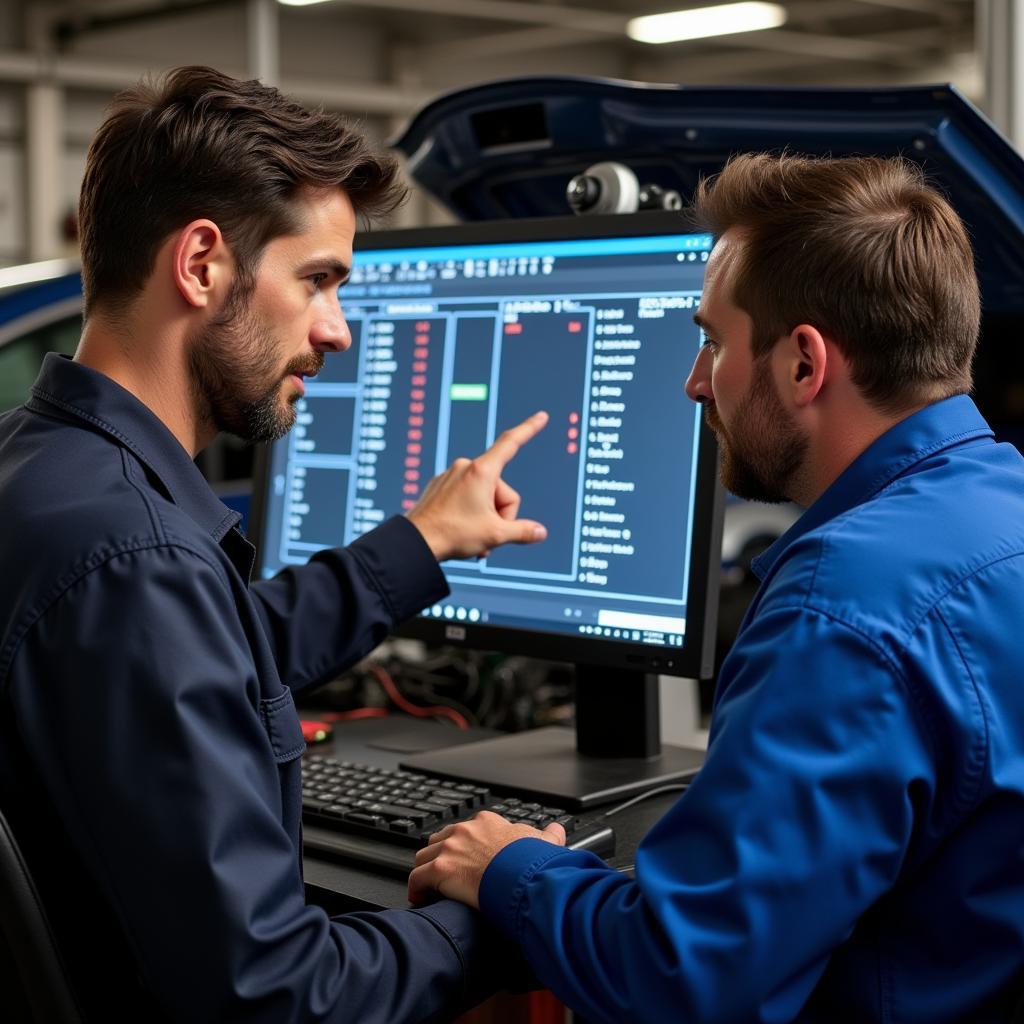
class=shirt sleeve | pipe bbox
[9,542,500,1024]
[248,515,449,692]
[478,605,935,1024]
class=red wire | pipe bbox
[320,708,391,722]
[370,665,470,729]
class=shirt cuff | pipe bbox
[412,898,534,1003]
[479,837,572,940]
[347,515,449,622]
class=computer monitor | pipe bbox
[250,212,724,808]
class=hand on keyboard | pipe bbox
[302,756,575,842]
[408,810,565,909]
[300,755,615,875]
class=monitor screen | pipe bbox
[251,212,722,681]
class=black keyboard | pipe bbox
[301,755,615,874]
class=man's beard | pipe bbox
[705,357,807,503]
[188,290,324,445]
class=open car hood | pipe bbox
[393,77,1024,312]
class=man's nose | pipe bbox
[310,296,350,353]
[685,347,711,404]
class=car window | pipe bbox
[0,315,82,413]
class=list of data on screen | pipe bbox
[259,231,712,649]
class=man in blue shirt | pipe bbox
[0,67,552,1021]
[410,154,1024,1021]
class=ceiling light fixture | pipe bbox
[627,1,787,45]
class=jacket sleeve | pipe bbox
[478,605,935,1024]
[247,515,449,692]
[10,542,501,1024]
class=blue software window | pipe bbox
[256,221,713,654]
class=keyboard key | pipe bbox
[363,802,436,826]
[414,800,455,819]
[345,811,386,827]
[431,787,472,802]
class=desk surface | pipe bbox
[302,717,683,913]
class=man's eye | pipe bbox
[308,273,328,290]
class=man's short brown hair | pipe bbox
[78,66,406,317]
[692,153,980,412]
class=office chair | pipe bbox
[0,801,84,1023]
[1013,982,1024,1024]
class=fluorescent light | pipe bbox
[627,1,787,44]
[277,0,333,6]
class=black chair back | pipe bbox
[1013,983,1024,1024]
[0,802,83,1023]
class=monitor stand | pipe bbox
[400,666,706,810]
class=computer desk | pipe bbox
[301,716,683,915]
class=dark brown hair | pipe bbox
[692,153,980,412]
[78,65,406,317]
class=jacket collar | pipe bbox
[27,353,241,543]
[751,394,993,581]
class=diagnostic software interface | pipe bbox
[256,222,712,653]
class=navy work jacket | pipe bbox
[0,353,512,1022]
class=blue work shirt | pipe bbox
[480,395,1024,1023]
[0,353,513,1022]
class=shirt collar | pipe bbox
[27,353,241,542]
[751,394,993,581]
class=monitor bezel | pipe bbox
[249,211,724,681]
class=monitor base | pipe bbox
[401,726,704,811]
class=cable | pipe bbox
[384,654,483,727]
[369,664,470,729]
[393,661,481,727]
[602,783,690,818]
[320,708,391,723]
[399,681,480,728]
[461,657,481,703]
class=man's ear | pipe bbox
[171,220,231,309]
[780,323,829,408]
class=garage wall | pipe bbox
[0,0,986,266]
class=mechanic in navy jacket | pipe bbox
[0,67,553,1022]
[411,154,1024,1022]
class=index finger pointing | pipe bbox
[476,411,548,472]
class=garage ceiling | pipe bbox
[34,0,979,95]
